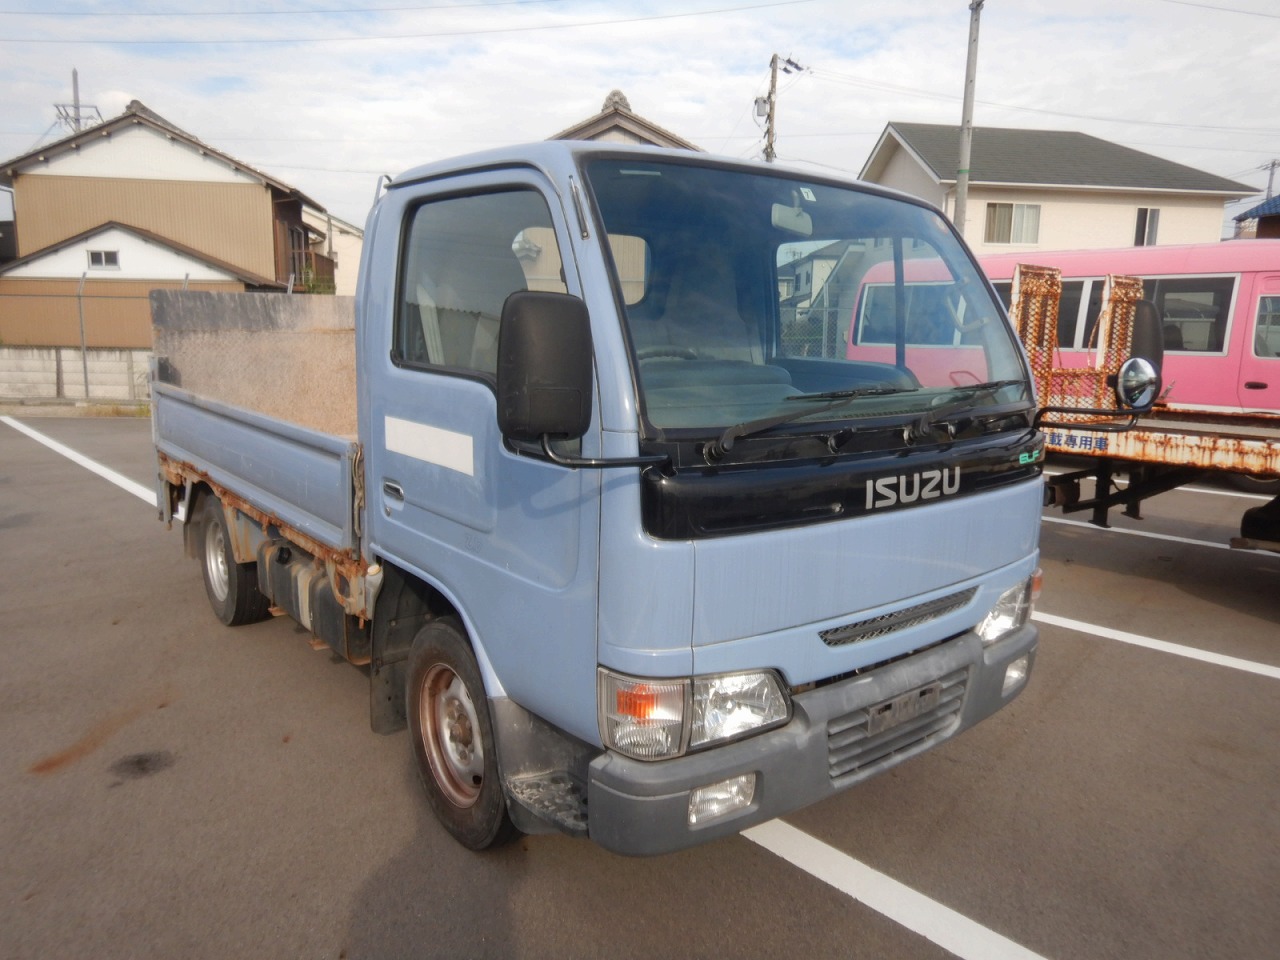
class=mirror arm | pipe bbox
[1032,404,1152,432]
[539,435,670,470]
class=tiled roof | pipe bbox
[0,100,324,210]
[1234,194,1280,221]
[877,122,1255,196]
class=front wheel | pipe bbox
[407,617,517,850]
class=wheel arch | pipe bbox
[367,555,507,734]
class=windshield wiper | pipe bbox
[704,386,917,463]
[903,379,1031,443]
[783,385,913,403]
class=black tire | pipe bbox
[1227,473,1280,495]
[198,495,271,627]
[406,617,517,850]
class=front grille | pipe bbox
[827,668,968,782]
[819,588,977,647]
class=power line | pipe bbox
[3,0,818,43]
[1153,0,1280,18]
[0,0,571,16]
[807,66,1280,137]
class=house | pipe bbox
[860,122,1256,255]
[1233,195,1280,240]
[549,90,702,151]
[301,206,364,296]
[0,100,345,350]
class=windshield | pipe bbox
[584,158,1030,439]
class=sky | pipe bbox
[1,0,1278,232]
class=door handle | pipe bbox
[1244,381,1268,390]
[382,480,405,500]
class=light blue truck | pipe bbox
[152,141,1045,855]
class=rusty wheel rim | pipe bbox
[420,663,484,808]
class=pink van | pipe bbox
[976,240,1280,417]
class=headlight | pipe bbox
[691,671,789,748]
[599,668,790,761]
[975,572,1039,646]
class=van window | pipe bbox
[990,278,1083,348]
[1142,276,1235,352]
[1257,296,1280,359]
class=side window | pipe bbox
[1142,276,1235,353]
[1257,296,1280,359]
[395,188,566,376]
[990,279,1081,348]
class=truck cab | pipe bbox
[358,144,1042,853]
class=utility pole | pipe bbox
[54,68,103,133]
[756,54,803,163]
[1264,159,1279,200]
[953,0,985,238]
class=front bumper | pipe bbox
[586,622,1036,856]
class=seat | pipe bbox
[645,248,762,363]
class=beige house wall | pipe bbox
[878,149,947,210]
[14,175,277,280]
[0,277,246,348]
[961,186,1231,257]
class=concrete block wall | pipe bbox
[0,346,152,401]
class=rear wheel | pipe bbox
[407,617,517,850]
[1227,472,1280,495]
[199,495,271,626]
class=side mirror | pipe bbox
[1115,357,1159,409]
[496,291,593,442]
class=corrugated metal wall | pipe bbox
[0,278,247,348]
[14,176,277,280]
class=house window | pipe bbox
[1134,207,1160,246]
[984,203,1040,244]
[88,250,119,269]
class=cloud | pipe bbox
[1,0,1276,227]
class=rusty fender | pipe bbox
[158,452,378,623]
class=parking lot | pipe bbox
[2,413,1277,960]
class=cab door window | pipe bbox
[395,189,567,377]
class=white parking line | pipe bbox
[1042,468,1271,502]
[743,821,1050,960]
[2,415,156,505]
[1041,515,1231,550]
[1033,611,1280,680]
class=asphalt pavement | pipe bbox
[1,415,1276,960]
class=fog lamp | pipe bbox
[688,773,756,826]
[1002,655,1030,696]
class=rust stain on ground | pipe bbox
[28,695,173,775]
